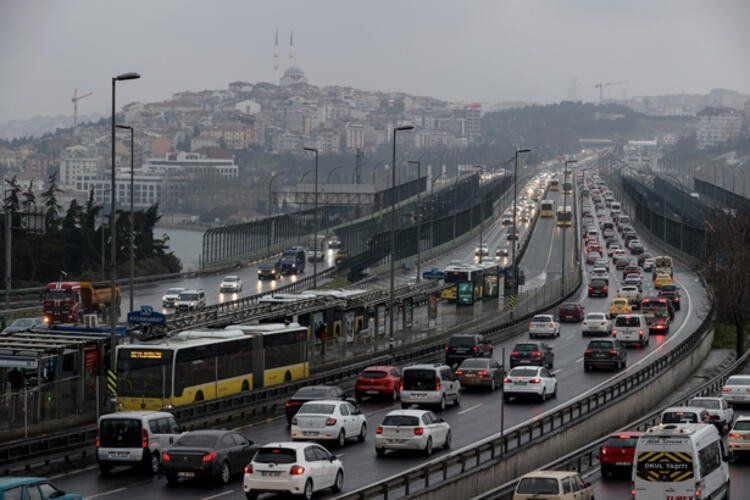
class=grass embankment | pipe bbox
[712,321,750,350]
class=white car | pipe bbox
[243,442,343,500]
[623,274,643,291]
[721,374,750,405]
[162,287,186,308]
[528,315,560,338]
[503,366,557,402]
[581,312,610,336]
[594,258,609,269]
[618,285,642,307]
[688,396,734,432]
[174,289,206,311]
[219,275,243,293]
[290,400,367,447]
[642,258,655,271]
[590,267,609,281]
[607,245,621,257]
[612,314,649,347]
[474,244,489,257]
[375,409,451,458]
[728,416,750,456]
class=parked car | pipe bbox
[558,302,584,322]
[581,312,610,336]
[599,431,643,478]
[512,470,594,500]
[454,357,503,391]
[375,409,451,458]
[503,366,557,402]
[510,342,554,369]
[284,385,347,426]
[528,314,560,338]
[355,366,401,402]
[400,364,461,411]
[688,397,734,433]
[584,338,627,371]
[291,400,366,447]
[0,477,81,500]
[445,334,493,366]
[243,442,343,499]
[162,430,256,485]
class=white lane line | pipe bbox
[201,490,234,500]
[457,403,482,415]
[49,464,97,479]
[85,487,127,500]
[575,357,584,363]
[551,369,562,375]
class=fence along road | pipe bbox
[49,174,709,500]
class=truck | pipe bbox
[652,255,673,279]
[43,281,121,325]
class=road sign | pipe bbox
[107,369,117,396]
[127,305,166,325]
[506,294,517,309]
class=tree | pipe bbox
[21,180,36,212]
[3,175,21,211]
[40,173,63,232]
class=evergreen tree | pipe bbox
[3,175,21,211]
[21,180,36,212]
[40,173,63,232]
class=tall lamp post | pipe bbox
[110,71,140,369]
[561,159,577,294]
[408,160,421,282]
[473,165,485,257]
[389,126,414,356]
[511,148,531,295]
[267,171,282,256]
[303,147,319,288]
[115,124,135,314]
[327,165,345,184]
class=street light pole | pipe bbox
[116,124,135,314]
[389,126,414,356]
[512,148,531,295]
[110,71,140,370]
[408,160,421,282]
[473,165,485,257]
[327,165,345,184]
[562,159,577,294]
[303,147,319,288]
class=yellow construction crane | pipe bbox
[594,81,628,102]
[72,88,93,129]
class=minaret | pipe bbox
[273,29,279,82]
[289,31,294,67]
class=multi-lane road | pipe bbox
[49,172,712,499]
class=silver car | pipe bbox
[722,375,750,405]
[528,314,560,338]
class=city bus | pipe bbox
[548,178,560,191]
[441,264,484,302]
[556,205,573,227]
[115,323,308,410]
[540,199,555,217]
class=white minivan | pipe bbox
[400,364,461,411]
[612,314,649,347]
[96,411,182,475]
[633,423,730,500]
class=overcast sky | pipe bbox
[2,0,749,121]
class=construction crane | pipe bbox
[72,88,93,129]
[594,81,628,102]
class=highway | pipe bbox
[49,171,712,499]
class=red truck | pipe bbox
[43,281,121,325]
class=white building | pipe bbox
[696,107,743,149]
[143,152,238,178]
[59,145,100,186]
[235,99,261,115]
[345,123,364,150]
[74,169,164,209]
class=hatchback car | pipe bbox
[375,409,451,458]
[355,366,401,402]
[291,400,366,447]
[284,385,347,426]
[513,470,594,500]
[503,366,557,402]
[400,364,461,411]
[528,314,560,338]
[558,302,584,323]
[445,334,493,366]
[454,357,503,391]
[587,279,608,298]
[584,339,627,371]
[510,342,554,369]
[599,432,643,478]
[243,442,343,500]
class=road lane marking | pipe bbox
[201,490,234,500]
[458,403,482,415]
[551,369,562,375]
[575,357,584,363]
[49,464,97,479]
[85,487,127,499]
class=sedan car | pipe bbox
[162,430,257,485]
[285,385,348,426]
[607,244,621,257]
[584,339,627,371]
[375,409,451,457]
[291,400,366,447]
[722,375,750,405]
[219,275,243,293]
[503,366,557,402]
[0,477,81,500]
[558,302,584,322]
[1,317,46,334]
[474,244,489,257]
[588,279,608,298]
[582,312,610,336]
[455,358,503,391]
[243,442,343,499]
[528,314,560,338]
[161,287,186,308]
[594,258,609,269]
[629,241,644,255]
[688,396,734,432]
[355,366,401,402]
[585,252,600,265]
[728,417,750,457]
[496,246,509,257]
[510,342,554,369]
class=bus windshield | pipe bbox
[445,270,470,284]
[117,348,173,398]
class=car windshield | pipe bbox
[615,316,639,327]
[661,285,677,292]
[298,403,335,415]
[10,318,35,327]
[382,415,420,426]
[516,477,559,495]
[178,293,199,301]
[514,344,539,352]
[459,359,489,368]
[589,341,614,349]
[728,376,750,386]
[293,387,332,399]
[223,277,238,282]
[100,418,142,448]
[689,399,720,409]
[605,436,638,448]
[561,304,578,311]
[532,315,552,322]
[449,336,475,347]
[662,411,698,423]
[590,280,606,287]
[403,369,436,390]
[254,447,297,464]
[508,368,539,377]
[587,313,606,320]
[175,433,219,447]
[360,370,388,379]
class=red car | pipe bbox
[354,365,401,402]
[558,302,584,322]
[599,431,643,477]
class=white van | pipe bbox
[96,411,182,475]
[400,364,461,411]
[633,423,730,500]
[612,314,649,347]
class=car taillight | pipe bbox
[202,451,217,463]
[414,427,424,435]
[285,401,296,407]
[548,323,554,328]
[746,388,750,393]
[290,465,305,475]
[729,433,741,439]
[530,378,541,384]
[504,377,511,383]
[455,370,463,376]
[96,429,100,448]
[532,351,541,357]
[511,350,520,356]
[435,380,441,391]
[630,483,636,496]
[162,452,171,462]
[588,286,593,291]
[722,387,731,392]
[244,465,253,474]
[528,322,533,329]
[400,382,404,392]
[585,349,593,354]
[601,447,608,455]
[609,349,618,355]
[325,418,337,426]
[472,345,480,352]
[638,329,644,336]
[477,370,488,377]
[376,426,383,435]
[445,344,449,351]
[291,417,298,425]
[142,428,149,448]
[695,480,704,498]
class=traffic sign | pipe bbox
[127,305,166,325]
[107,369,117,396]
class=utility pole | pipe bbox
[408,160,421,282]
[303,147,319,288]
[562,159,577,294]
[512,148,531,295]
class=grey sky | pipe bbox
[2,0,749,121]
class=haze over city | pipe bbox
[2,0,750,121]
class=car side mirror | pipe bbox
[437,418,445,423]
[329,455,336,462]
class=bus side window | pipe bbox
[699,441,722,476]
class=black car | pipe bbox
[584,339,627,371]
[257,261,280,280]
[509,342,554,369]
[637,252,653,267]
[162,430,257,485]
[284,385,347,425]
[658,284,682,311]
[629,242,644,255]
[445,334,493,366]
[588,279,609,298]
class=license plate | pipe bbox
[303,431,318,436]
[261,471,281,477]
[412,393,426,398]
[178,472,195,478]
[615,461,630,466]
[366,390,380,395]
[387,439,404,443]
[515,381,527,385]
[109,452,128,458]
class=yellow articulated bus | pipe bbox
[116,323,308,411]
[556,205,573,227]
[441,264,484,301]
[540,199,555,217]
